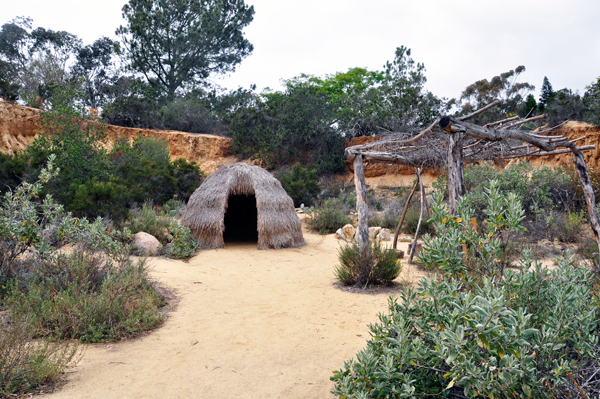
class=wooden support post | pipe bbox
[572,150,600,274]
[447,132,465,216]
[353,154,371,287]
[408,168,425,264]
[393,179,418,250]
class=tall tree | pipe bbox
[0,17,81,105]
[117,0,255,101]
[539,76,554,111]
[379,46,442,129]
[456,66,534,124]
[546,88,585,127]
[583,77,600,127]
[0,17,32,100]
[72,37,120,109]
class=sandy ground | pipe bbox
[47,226,429,399]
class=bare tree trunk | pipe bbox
[447,133,465,216]
[572,150,600,274]
[408,168,425,264]
[353,154,371,287]
[393,178,418,250]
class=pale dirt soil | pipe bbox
[46,224,429,399]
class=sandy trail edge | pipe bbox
[46,229,425,399]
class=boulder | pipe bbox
[368,226,382,240]
[342,224,356,240]
[335,228,346,240]
[377,228,391,241]
[133,232,161,255]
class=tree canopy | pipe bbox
[454,66,535,124]
[117,0,255,101]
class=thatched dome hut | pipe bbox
[181,163,306,250]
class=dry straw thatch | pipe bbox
[181,163,306,249]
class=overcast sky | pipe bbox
[3,0,600,100]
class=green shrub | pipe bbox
[402,204,434,235]
[433,161,579,220]
[164,220,198,259]
[332,256,600,398]
[1,157,166,343]
[369,199,404,230]
[278,163,321,207]
[7,251,164,343]
[126,200,172,244]
[162,198,186,217]
[0,317,79,396]
[110,138,204,209]
[307,198,352,234]
[555,210,586,243]
[66,178,132,221]
[578,237,599,268]
[123,201,198,259]
[418,180,526,279]
[335,240,401,285]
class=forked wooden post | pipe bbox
[392,179,418,250]
[408,168,425,264]
[447,131,466,216]
[572,150,600,274]
[353,154,371,286]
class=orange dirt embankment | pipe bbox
[346,121,600,181]
[0,100,237,174]
[2,99,600,176]
[524,121,600,171]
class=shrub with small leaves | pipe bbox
[418,180,525,280]
[335,240,401,285]
[307,198,352,235]
[0,317,79,396]
[279,163,321,207]
[165,220,198,259]
[332,256,600,398]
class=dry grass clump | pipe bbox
[335,240,401,286]
[0,317,79,396]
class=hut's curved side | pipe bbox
[181,163,305,250]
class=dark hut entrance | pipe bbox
[223,194,258,243]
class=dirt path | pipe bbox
[47,229,427,399]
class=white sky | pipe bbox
[3,0,600,100]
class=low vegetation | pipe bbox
[124,200,198,259]
[0,317,79,396]
[335,240,401,286]
[278,163,321,207]
[307,198,352,235]
[332,257,600,397]
[333,187,600,397]
[0,157,168,396]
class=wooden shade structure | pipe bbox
[345,101,600,283]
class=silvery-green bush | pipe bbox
[332,256,600,398]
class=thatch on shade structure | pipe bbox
[181,163,306,250]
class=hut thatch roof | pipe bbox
[181,163,306,250]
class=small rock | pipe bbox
[335,228,346,240]
[342,224,356,240]
[368,226,382,240]
[377,228,391,241]
[398,236,413,243]
[133,232,161,255]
